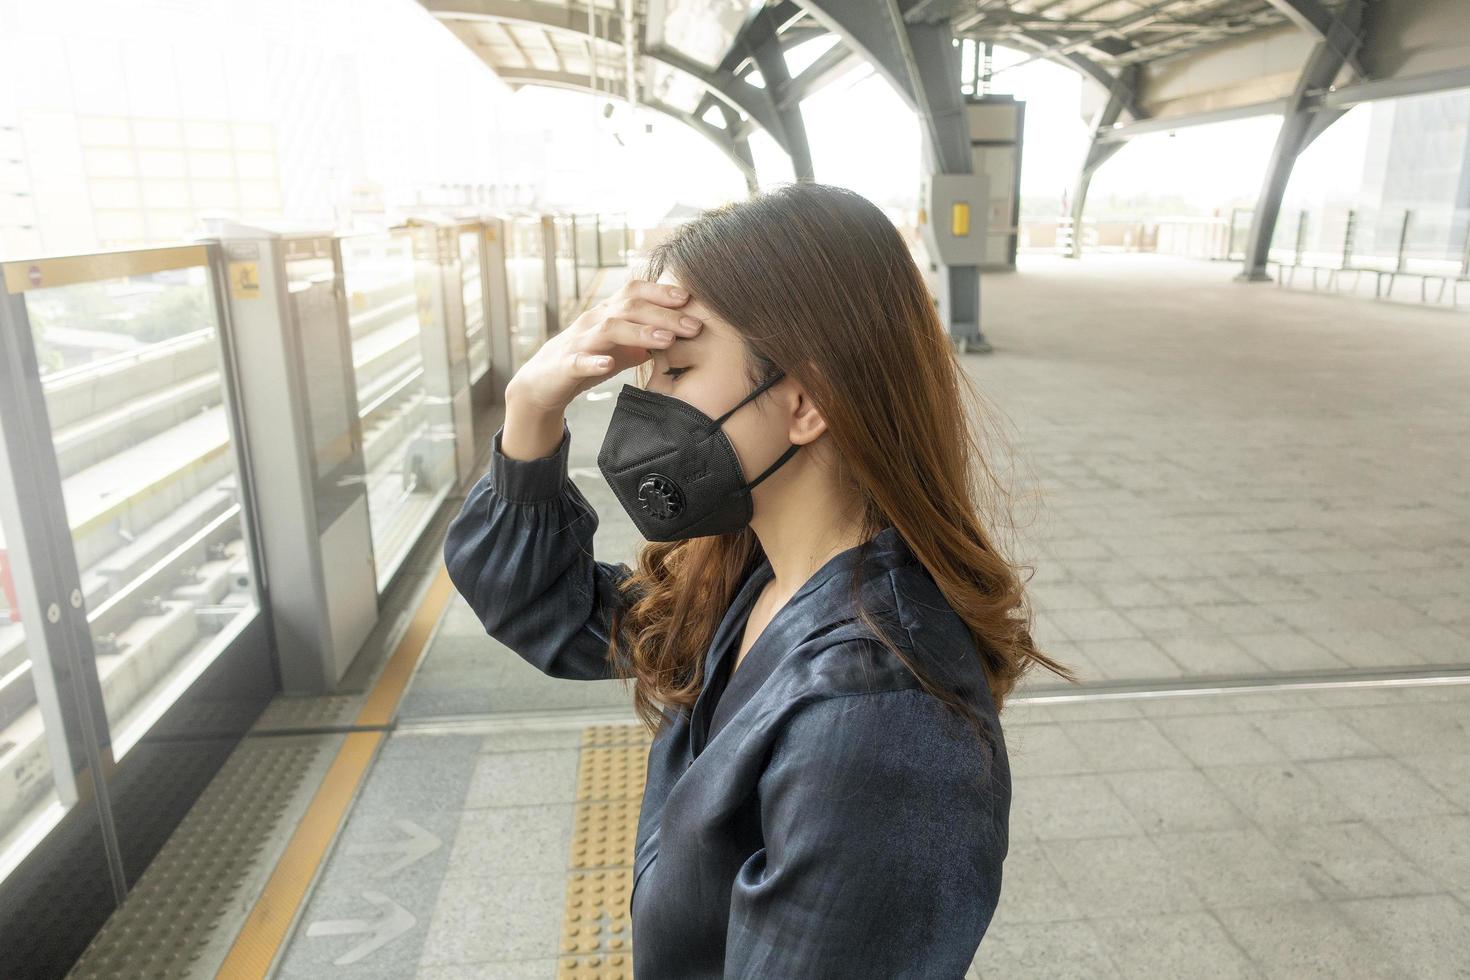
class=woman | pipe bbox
[443,182,1076,978]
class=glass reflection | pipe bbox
[0,514,64,880]
[554,215,578,326]
[24,262,260,759]
[575,215,599,300]
[340,232,456,591]
[506,216,546,370]
[460,229,490,384]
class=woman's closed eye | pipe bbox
[662,366,689,379]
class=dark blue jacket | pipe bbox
[442,419,1011,978]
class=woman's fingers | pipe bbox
[621,278,690,309]
[603,296,702,338]
[556,279,706,388]
[596,315,681,352]
[574,351,617,376]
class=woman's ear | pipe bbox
[789,385,828,447]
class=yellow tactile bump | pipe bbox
[556,951,633,979]
[559,868,633,955]
[559,726,652,976]
[576,745,649,802]
[570,799,640,869]
[580,723,652,747]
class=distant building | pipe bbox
[0,0,547,258]
[1359,88,1470,257]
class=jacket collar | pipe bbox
[689,525,912,758]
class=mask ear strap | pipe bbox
[745,441,801,490]
[707,370,787,433]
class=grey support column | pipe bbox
[747,6,814,181]
[1237,0,1365,282]
[1067,65,1140,259]
[799,0,988,350]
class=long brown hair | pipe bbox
[605,181,1078,743]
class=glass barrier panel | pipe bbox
[23,255,261,758]
[1400,207,1469,275]
[575,215,599,266]
[555,216,577,324]
[0,510,66,881]
[1349,207,1400,270]
[599,217,628,267]
[575,215,599,296]
[1307,208,1350,268]
[340,232,454,589]
[507,216,545,371]
[459,229,490,384]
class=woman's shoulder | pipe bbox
[781,563,987,702]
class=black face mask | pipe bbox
[597,370,800,541]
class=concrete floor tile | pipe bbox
[445,804,575,878]
[418,873,567,966]
[1090,580,1176,608]
[1045,607,1144,642]
[1089,911,1263,979]
[1019,696,1145,722]
[1032,582,1110,610]
[1009,774,1144,841]
[463,750,581,808]
[416,961,557,979]
[1154,713,1287,767]
[477,730,590,754]
[1258,821,1443,899]
[1190,604,1296,636]
[1202,762,1356,826]
[1400,751,1470,810]
[1004,723,1095,777]
[1235,632,1349,671]
[1057,717,1195,771]
[1151,828,1321,908]
[1334,894,1470,980]
[970,918,1122,980]
[1336,702,1470,757]
[1076,637,1187,679]
[1298,627,1428,668]
[1105,768,1252,833]
[1249,709,1383,761]
[1041,835,1203,917]
[987,839,1086,925]
[1155,633,1268,675]
[1214,900,1406,979]
[1120,604,1214,636]
[1156,578,1247,606]
[1299,757,1463,822]
[1368,815,1470,891]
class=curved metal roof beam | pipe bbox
[493,67,758,187]
[1000,28,1148,122]
[420,0,794,159]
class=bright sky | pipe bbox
[0,0,1393,243]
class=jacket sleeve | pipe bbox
[724,682,1010,979]
[442,418,636,681]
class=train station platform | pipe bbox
[39,251,1470,977]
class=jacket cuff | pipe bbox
[489,418,571,503]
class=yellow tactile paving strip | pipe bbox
[557,723,652,980]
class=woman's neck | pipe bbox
[751,500,869,605]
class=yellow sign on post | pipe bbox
[229,261,261,299]
[951,202,971,237]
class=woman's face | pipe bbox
[647,271,791,484]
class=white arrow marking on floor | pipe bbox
[347,819,441,876]
[306,890,416,966]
